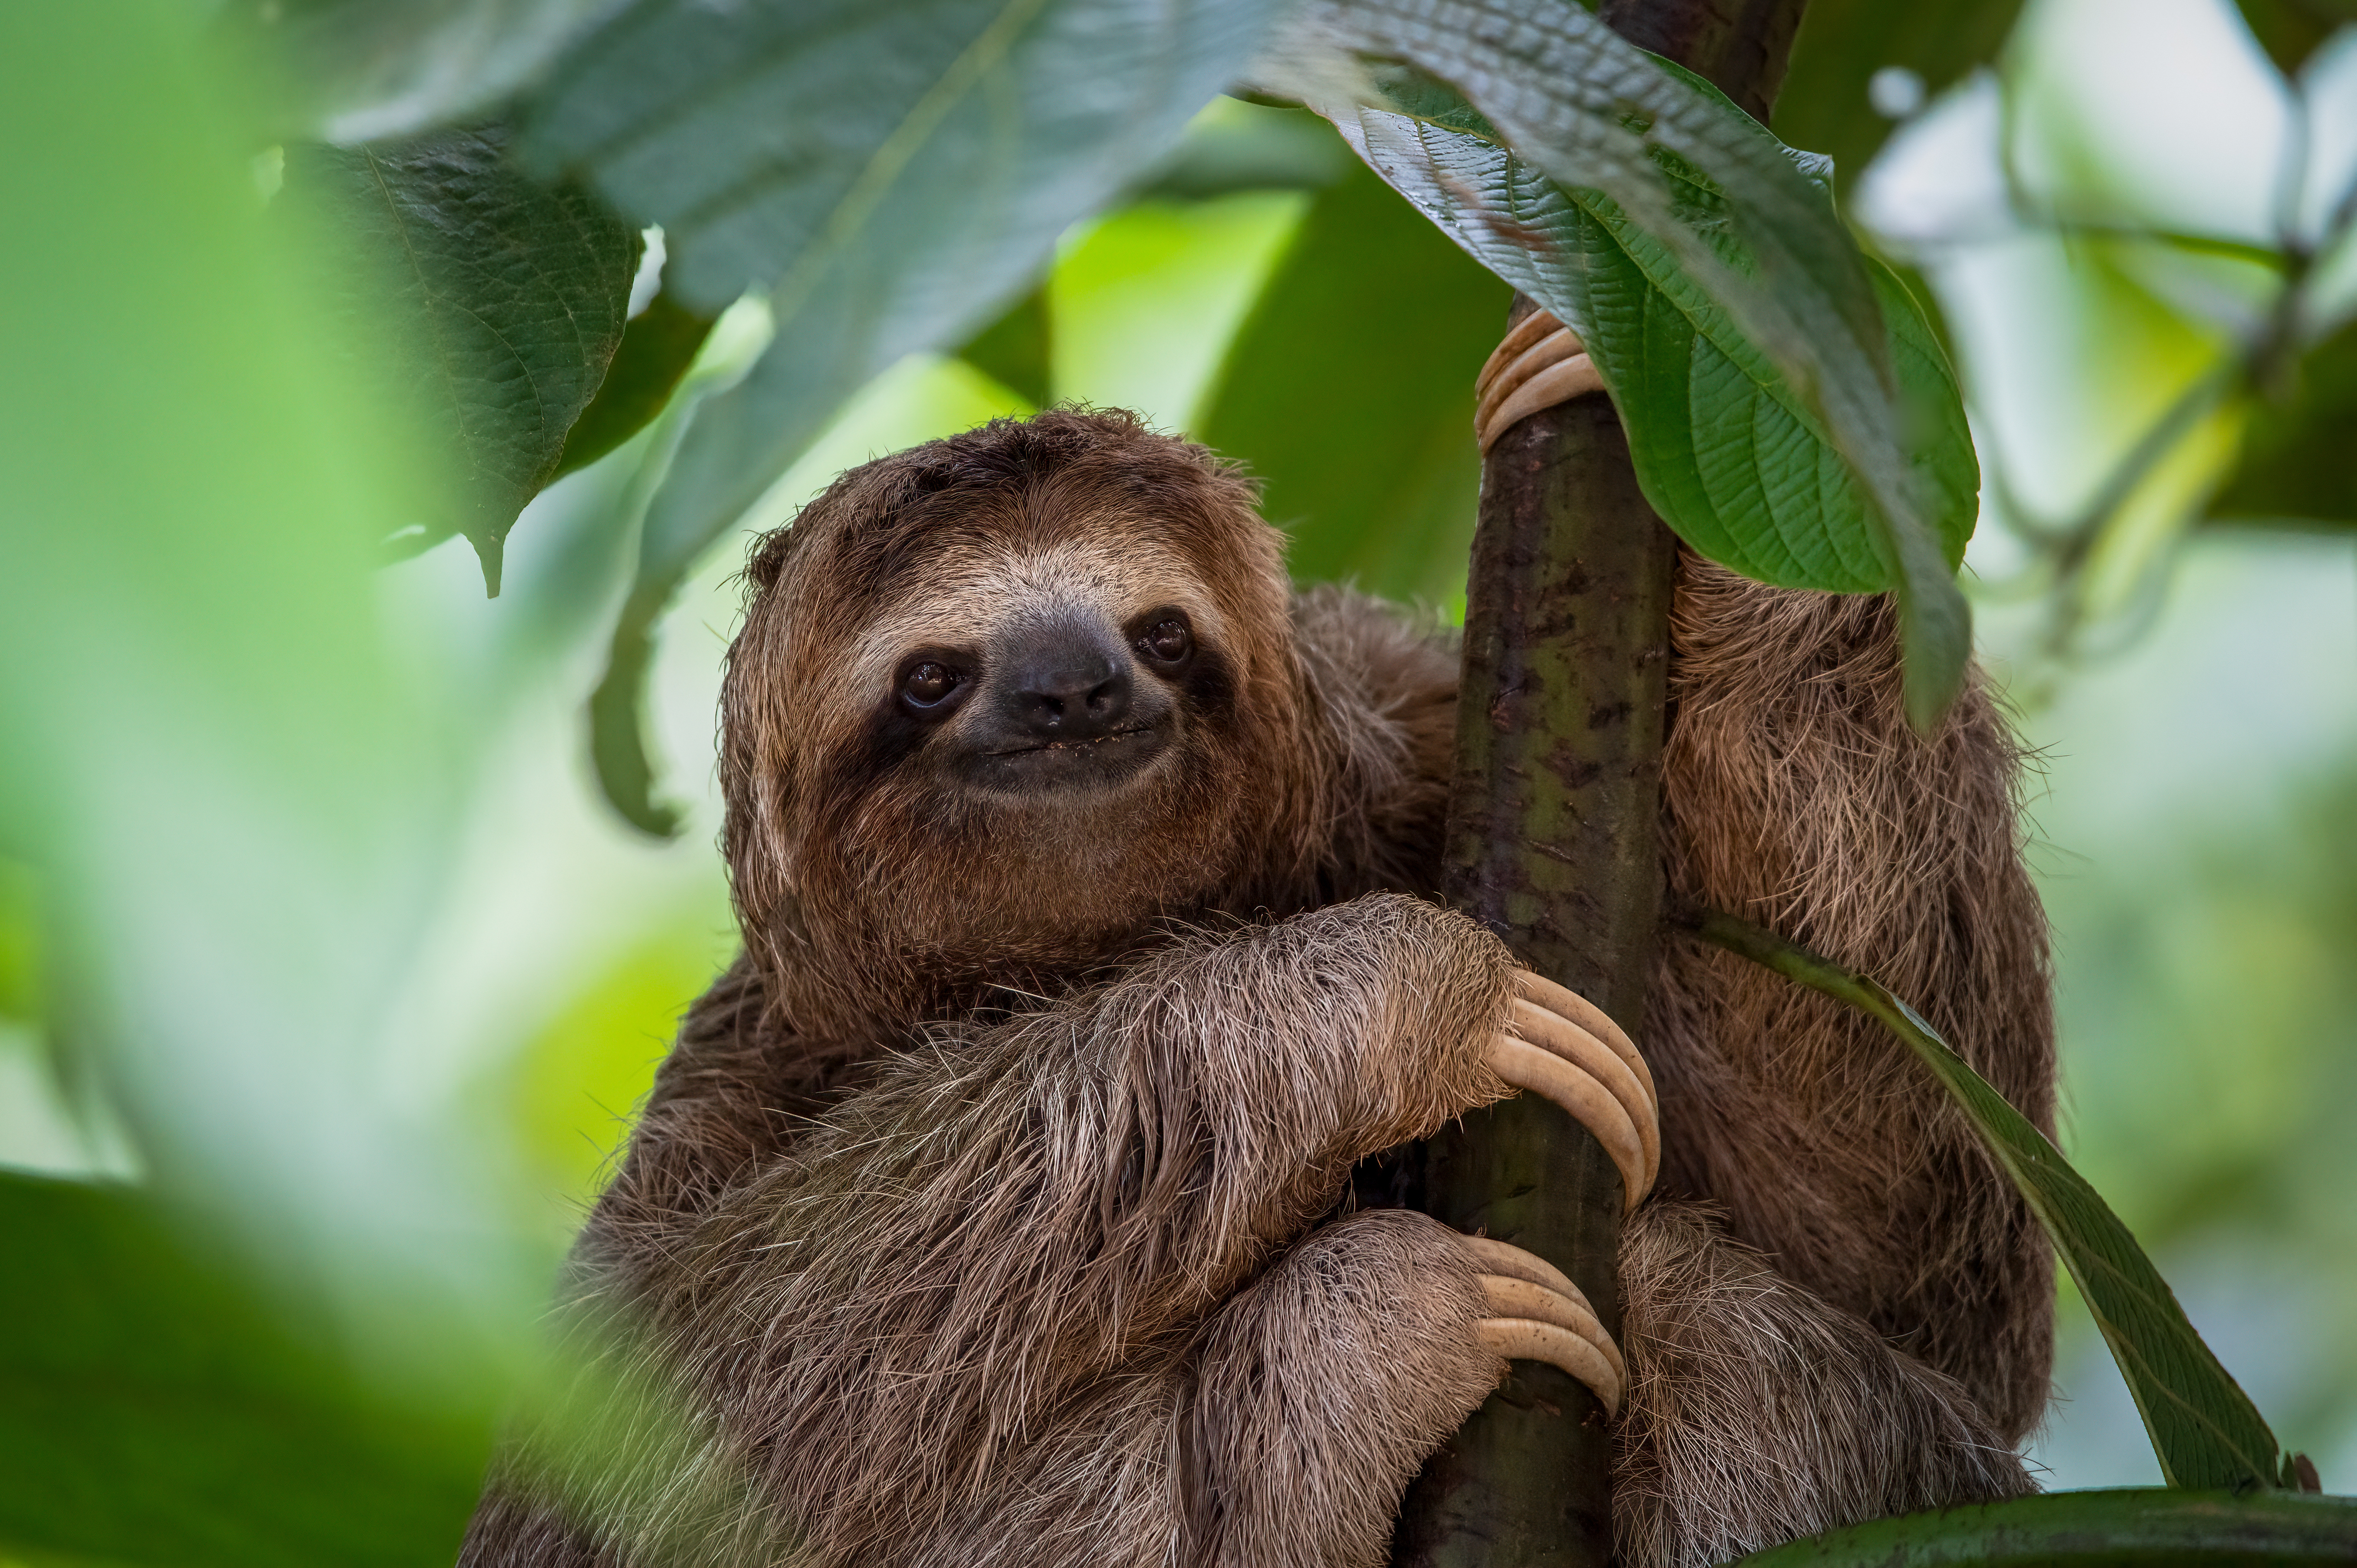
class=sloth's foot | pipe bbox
[1461,1232,1629,1415]
[1484,968,1659,1213]
[1474,308,1606,453]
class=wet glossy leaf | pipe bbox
[1732,1488,2357,1567]
[1256,0,1973,726]
[1198,154,1510,605]
[1696,912,2301,1493]
[519,0,1282,832]
[286,128,642,593]
[1312,93,1975,592]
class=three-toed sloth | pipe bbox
[461,408,2055,1568]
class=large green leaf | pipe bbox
[0,1174,488,1568]
[552,287,719,481]
[1693,911,2305,1494]
[1732,1489,2357,1567]
[285,127,642,593]
[517,0,1283,832]
[1197,151,1510,605]
[216,0,630,142]
[1255,0,1974,726]
[1327,98,1975,591]
[1772,0,2029,199]
[2211,316,2357,528]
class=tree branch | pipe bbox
[1387,3,1811,1563]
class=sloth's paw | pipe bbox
[1460,1233,1629,1416]
[1474,308,1607,453]
[1483,968,1659,1214]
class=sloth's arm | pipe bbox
[579,895,1643,1511]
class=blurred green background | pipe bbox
[2,0,2352,1558]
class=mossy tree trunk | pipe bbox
[1387,5,1810,1564]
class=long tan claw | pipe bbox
[1461,1234,1626,1415]
[1481,971,1658,1212]
[1474,310,1606,453]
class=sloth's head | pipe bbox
[721,410,1319,985]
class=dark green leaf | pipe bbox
[1296,97,1974,591]
[1772,0,2029,199]
[1198,155,1510,604]
[0,1172,487,1568]
[1258,0,1973,726]
[1732,1488,2357,1567]
[2234,0,2357,74]
[2212,316,2357,528]
[552,289,717,480]
[957,288,1054,410]
[216,0,630,142]
[519,0,1281,832]
[285,127,642,594]
[1693,911,2300,1493]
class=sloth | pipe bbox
[461,345,2053,1567]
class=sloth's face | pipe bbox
[866,537,1232,805]
[732,422,1299,962]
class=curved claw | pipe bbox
[1459,1234,1627,1414]
[1474,311,1608,452]
[1481,970,1659,1212]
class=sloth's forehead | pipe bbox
[838,532,1226,668]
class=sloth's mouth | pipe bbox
[985,724,1158,758]
[963,721,1171,795]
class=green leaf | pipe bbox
[552,288,717,481]
[1302,94,1975,591]
[518,0,1283,832]
[0,1172,487,1568]
[2212,316,2357,528]
[1731,1488,2357,1567]
[1256,0,1975,727]
[1197,153,1511,604]
[1692,911,2301,1493]
[285,127,642,594]
[215,0,631,142]
[1772,0,2029,199]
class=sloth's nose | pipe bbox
[1001,627,1133,743]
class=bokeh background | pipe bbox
[2,0,2352,1555]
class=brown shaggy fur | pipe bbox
[459,409,2050,1568]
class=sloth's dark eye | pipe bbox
[900,661,961,708]
[1139,616,1193,666]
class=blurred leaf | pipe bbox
[1136,96,1356,200]
[957,287,1054,410]
[552,289,717,481]
[2,0,544,1463]
[1198,157,1510,603]
[2234,0,2357,73]
[517,0,1282,832]
[285,127,642,594]
[1731,1488,2356,1566]
[1695,911,2303,1493]
[2212,317,2357,527]
[0,1173,486,1568]
[215,0,630,143]
[1772,0,2028,198]
[1258,0,1973,726]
